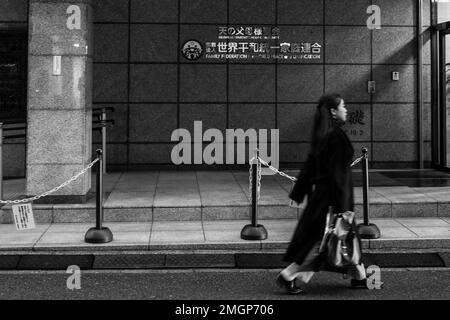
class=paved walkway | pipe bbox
[2,170,450,270]
[2,170,450,222]
[0,218,449,251]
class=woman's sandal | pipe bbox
[350,278,368,288]
[276,273,304,295]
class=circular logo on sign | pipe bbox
[181,40,203,60]
[271,27,280,37]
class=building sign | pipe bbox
[348,110,365,126]
[343,106,371,141]
[217,26,280,39]
[182,26,322,61]
[181,40,203,60]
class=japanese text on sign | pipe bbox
[12,203,36,230]
[200,26,322,60]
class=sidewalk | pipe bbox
[2,170,450,223]
[0,218,449,269]
[1,170,450,269]
[1,218,450,251]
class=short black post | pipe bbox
[357,147,381,239]
[241,149,268,240]
[101,110,107,174]
[85,149,113,243]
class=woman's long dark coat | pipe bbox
[285,122,357,269]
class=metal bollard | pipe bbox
[85,149,113,243]
[0,123,3,201]
[357,147,381,239]
[241,149,268,240]
[101,110,107,174]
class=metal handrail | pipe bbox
[2,126,26,131]
[0,119,26,125]
[3,134,26,139]
[92,119,115,126]
[92,107,114,113]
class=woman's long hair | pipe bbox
[310,93,343,156]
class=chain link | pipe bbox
[256,157,261,200]
[249,158,253,197]
[0,158,99,205]
[248,156,261,200]
[257,157,298,182]
[252,154,366,183]
[350,155,364,168]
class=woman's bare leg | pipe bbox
[347,263,366,280]
[280,242,321,283]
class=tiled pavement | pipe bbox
[2,171,450,269]
[2,170,450,223]
[0,218,449,252]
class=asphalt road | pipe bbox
[0,268,449,300]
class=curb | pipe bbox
[1,238,450,252]
[0,251,449,270]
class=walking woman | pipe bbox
[276,93,367,294]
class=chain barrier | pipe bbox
[257,157,298,182]
[249,157,262,200]
[0,158,99,205]
[350,155,365,168]
[249,154,366,197]
[249,158,254,197]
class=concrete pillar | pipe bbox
[26,0,93,203]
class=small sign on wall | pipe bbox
[53,56,61,75]
[12,203,36,230]
[392,72,400,81]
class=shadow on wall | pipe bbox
[371,38,421,164]
[372,36,417,100]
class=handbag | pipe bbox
[319,206,361,268]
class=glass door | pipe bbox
[0,31,27,121]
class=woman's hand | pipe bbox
[289,198,307,209]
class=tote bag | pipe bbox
[319,207,361,268]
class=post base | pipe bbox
[240,224,268,240]
[85,227,113,243]
[357,223,381,239]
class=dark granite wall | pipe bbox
[91,0,433,169]
[0,0,435,175]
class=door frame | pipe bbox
[431,21,450,171]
